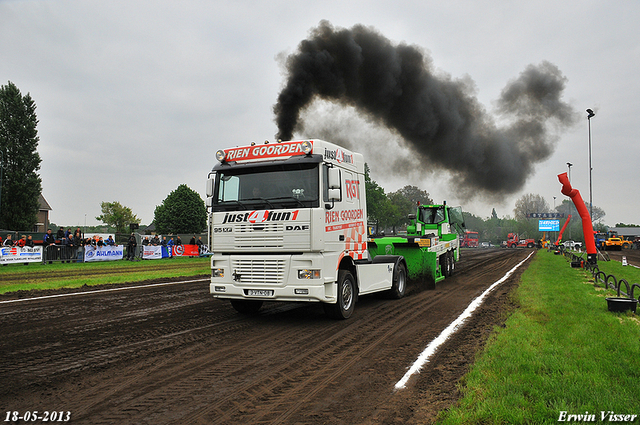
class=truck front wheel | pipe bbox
[323,270,356,320]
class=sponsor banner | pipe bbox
[325,208,364,230]
[142,245,171,260]
[527,212,565,218]
[172,244,200,257]
[224,140,308,162]
[0,246,43,264]
[539,219,560,231]
[84,245,124,262]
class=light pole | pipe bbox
[566,162,573,182]
[586,109,595,219]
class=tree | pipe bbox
[0,81,42,230]
[96,201,140,233]
[154,184,206,234]
[386,185,433,233]
[513,193,550,221]
[386,191,414,233]
[393,185,433,207]
[364,164,388,224]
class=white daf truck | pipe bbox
[205,139,408,319]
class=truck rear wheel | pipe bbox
[323,270,356,320]
[230,299,263,315]
[387,261,407,299]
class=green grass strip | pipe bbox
[0,256,211,294]
[437,251,640,424]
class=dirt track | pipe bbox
[1,249,533,424]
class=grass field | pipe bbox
[0,256,211,294]
[437,250,640,424]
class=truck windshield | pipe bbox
[213,163,319,212]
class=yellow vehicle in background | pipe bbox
[604,236,632,250]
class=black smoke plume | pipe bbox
[274,21,577,196]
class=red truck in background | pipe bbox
[460,230,479,248]
[504,233,535,248]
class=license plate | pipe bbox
[247,289,273,296]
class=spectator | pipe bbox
[161,237,167,247]
[127,233,137,260]
[168,237,175,248]
[97,237,105,247]
[85,237,96,248]
[16,235,26,247]
[63,233,74,247]
[176,236,182,245]
[3,234,13,246]
[151,235,160,246]
[142,237,150,246]
[25,235,35,247]
[196,236,203,255]
[56,227,65,242]
[43,229,56,247]
[106,235,116,246]
[64,228,72,239]
[189,235,196,245]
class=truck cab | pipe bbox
[206,140,405,319]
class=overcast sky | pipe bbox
[1,0,638,228]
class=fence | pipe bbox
[42,245,84,263]
[562,248,640,301]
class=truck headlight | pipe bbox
[213,268,224,278]
[215,150,226,162]
[298,269,321,279]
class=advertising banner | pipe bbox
[84,245,124,262]
[142,245,171,260]
[539,220,560,231]
[171,244,199,257]
[0,246,43,264]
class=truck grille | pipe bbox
[235,222,284,248]
[231,258,286,285]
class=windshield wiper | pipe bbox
[244,197,275,208]
[218,200,248,209]
[266,196,306,207]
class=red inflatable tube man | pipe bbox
[557,172,597,263]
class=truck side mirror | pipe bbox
[328,189,341,201]
[206,177,215,198]
[328,168,341,189]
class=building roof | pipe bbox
[38,193,52,211]
[610,227,640,238]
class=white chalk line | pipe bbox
[394,251,534,390]
[0,277,210,305]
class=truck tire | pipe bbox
[387,261,407,299]
[439,253,448,279]
[230,299,263,315]
[527,243,534,248]
[449,250,456,276]
[323,270,356,320]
